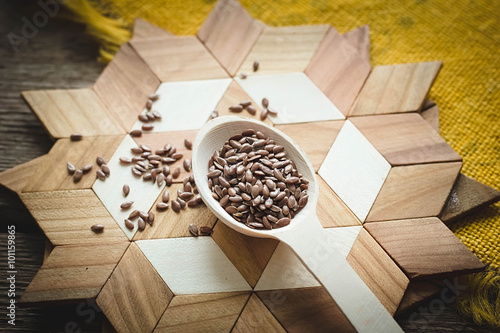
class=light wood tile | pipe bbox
[136,237,252,295]
[420,104,440,133]
[233,293,286,333]
[346,229,409,315]
[342,25,370,63]
[20,242,128,306]
[20,190,128,245]
[129,79,231,132]
[23,135,124,192]
[275,120,344,172]
[22,88,125,139]
[350,113,461,166]
[364,217,485,279]
[318,121,391,222]
[238,25,330,76]
[93,43,160,132]
[441,173,500,223]
[305,27,371,115]
[156,292,250,332]
[0,155,46,193]
[211,222,279,288]
[197,0,264,76]
[256,287,356,332]
[133,183,217,240]
[97,243,173,333]
[236,72,344,124]
[130,36,229,82]
[92,135,165,240]
[366,162,462,222]
[132,18,173,40]
[215,80,273,125]
[349,61,442,116]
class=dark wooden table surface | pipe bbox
[0,1,496,332]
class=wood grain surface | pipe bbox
[233,293,286,333]
[0,2,494,332]
[131,18,173,40]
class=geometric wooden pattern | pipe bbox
[131,18,173,40]
[349,61,442,116]
[395,279,444,315]
[93,43,161,132]
[420,103,440,133]
[20,190,128,245]
[365,218,485,280]
[0,154,46,194]
[366,162,463,222]
[130,36,229,82]
[350,113,461,166]
[197,0,264,76]
[22,88,125,139]
[96,243,173,333]
[346,229,409,315]
[211,222,279,288]
[22,135,125,192]
[440,173,500,223]
[275,120,344,172]
[232,293,286,333]
[305,27,371,115]
[238,25,330,76]
[156,292,250,332]
[256,287,357,332]
[20,242,129,306]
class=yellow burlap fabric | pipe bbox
[62,0,499,326]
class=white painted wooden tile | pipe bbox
[255,226,361,291]
[235,72,345,124]
[130,78,232,132]
[319,121,391,222]
[136,237,252,295]
[92,135,165,239]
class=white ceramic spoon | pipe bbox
[192,116,402,333]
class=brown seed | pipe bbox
[73,169,83,183]
[240,100,252,108]
[124,219,134,230]
[96,156,106,166]
[130,129,142,137]
[138,217,146,231]
[200,226,213,235]
[177,198,186,209]
[123,184,130,197]
[120,201,134,210]
[166,174,173,186]
[189,224,199,237]
[183,159,192,172]
[149,93,159,101]
[179,192,194,200]
[138,114,149,122]
[156,202,169,210]
[253,60,259,72]
[225,206,238,214]
[299,195,308,208]
[187,197,199,207]
[131,147,143,154]
[248,222,264,229]
[172,200,181,212]
[82,164,93,173]
[91,224,104,232]
[184,139,193,150]
[172,167,181,179]
[262,98,269,108]
[171,153,183,160]
[267,106,278,116]
[67,162,76,175]
[139,211,148,220]
[276,218,291,227]
[96,169,106,180]
[262,216,272,230]
[239,73,247,79]
[246,105,257,115]
[229,105,244,113]
[70,133,83,141]
[148,211,155,224]
[128,210,140,219]
[162,190,170,203]
[152,110,162,119]
[157,173,165,186]
[101,164,110,177]
[260,109,268,121]
[119,157,132,164]
[142,124,154,131]
[162,157,177,164]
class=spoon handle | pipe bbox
[278,217,403,333]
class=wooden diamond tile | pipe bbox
[0,154,46,194]
[420,101,440,133]
[131,18,173,41]
[237,25,330,76]
[233,293,286,333]
[395,279,444,315]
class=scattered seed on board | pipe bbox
[96,170,106,180]
[124,219,134,230]
[67,162,76,175]
[130,130,142,137]
[253,60,259,72]
[96,156,106,166]
[260,109,268,121]
[129,210,139,219]
[240,100,252,108]
[138,218,146,231]
[142,124,154,131]
[119,157,132,164]
[149,93,159,101]
[199,226,213,235]
[246,105,257,115]
[70,133,82,141]
[172,200,181,212]
[101,164,110,177]
[184,139,193,150]
[189,224,199,237]
[162,190,170,203]
[123,184,130,197]
[239,73,247,79]
[183,159,192,171]
[120,201,134,210]
[82,164,93,173]
[139,211,148,220]
[146,100,153,110]
[229,105,244,113]
[157,202,169,210]
[91,224,104,233]
[267,106,278,116]
[73,169,83,183]
[262,98,269,109]
[172,167,181,179]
